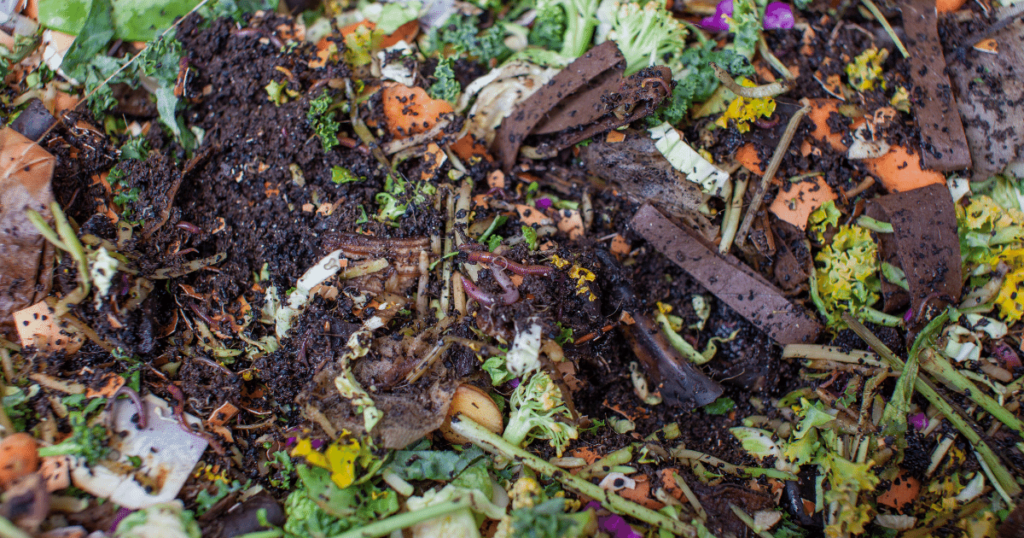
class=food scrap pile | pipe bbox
[0,0,1023,536]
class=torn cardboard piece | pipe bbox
[630,204,822,344]
[899,0,972,171]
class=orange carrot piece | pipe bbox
[768,175,837,230]
[863,146,945,192]
[381,83,454,139]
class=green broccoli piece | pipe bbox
[429,16,512,65]
[529,5,567,50]
[307,89,340,151]
[812,222,900,327]
[503,372,578,457]
[511,498,597,538]
[600,0,687,75]
[428,58,461,104]
[535,0,600,58]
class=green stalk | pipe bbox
[858,306,903,327]
[450,415,696,537]
[577,446,633,479]
[781,345,882,367]
[842,314,1021,497]
[729,505,774,538]
[330,497,476,538]
[0,516,32,538]
[918,348,1024,438]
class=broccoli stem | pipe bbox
[654,311,707,365]
[450,415,697,537]
[559,0,597,58]
[918,348,1024,438]
[841,313,1022,497]
[329,497,476,538]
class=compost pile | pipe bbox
[0,0,1023,536]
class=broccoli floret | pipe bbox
[600,0,687,75]
[535,0,600,58]
[502,372,578,457]
[428,58,461,104]
[307,89,340,151]
[529,5,567,50]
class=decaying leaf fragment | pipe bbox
[630,204,822,344]
[493,41,672,171]
[0,127,56,341]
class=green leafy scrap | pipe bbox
[812,223,883,326]
[703,396,735,415]
[510,498,597,538]
[386,446,487,481]
[308,90,341,151]
[58,0,115,79]
[285,464,399,537]
[482,355,516,386]
[37,396,110,465]
[331,166,364,184]
[427,57,461,104]
[522,225,538,250]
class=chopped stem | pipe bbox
[449,415,696,537]
[729,505,775,538]
[672,472,707,521]
[858,305,903,327]
[859,0,909,58]
[735,106,811,247]
[0,516,32,538]
[719,173,749,254]
[918,348,1024,438]
[841,313,1022,497]
[782,344,882,367]
[855,215,893,233]
[757,36,795,80]
[330,497,476,538]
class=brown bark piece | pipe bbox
[0,127,56,341]
[948,11,1024,179]
[899,0,972,171]
[865,183,961,330]
[630,204,822,344]
[493,41,624,171]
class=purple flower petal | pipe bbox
[508,377,521,389]
[908,412,928,430]
[535,197,553,210]
[990,341,1022,369]
[763,2,795,29]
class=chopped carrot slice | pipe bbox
[863,146,945,192]
[769,175,837,230]
[381,83,454,139]
[735,143,764,175]
[936,0,966,12]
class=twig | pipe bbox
[450,415,696,537]
[735,106,811,247]
[711,63,792,98]
[860,0,909,58]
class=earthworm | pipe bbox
[189,303,216,327]
[458,242,486,252]
[491,267,520,305]
[915,292,953,323]
[171,248,198,257]
[231,28,263,38]
[466,251,552,277]
[166,384,225,455]
[460,275,496,307]
[337,136,359,149]
[105,385,147,430]
[640,77,671,96]
[754,114,781,129]
[177,221,202,233]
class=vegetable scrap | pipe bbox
[0,0,1023,536]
